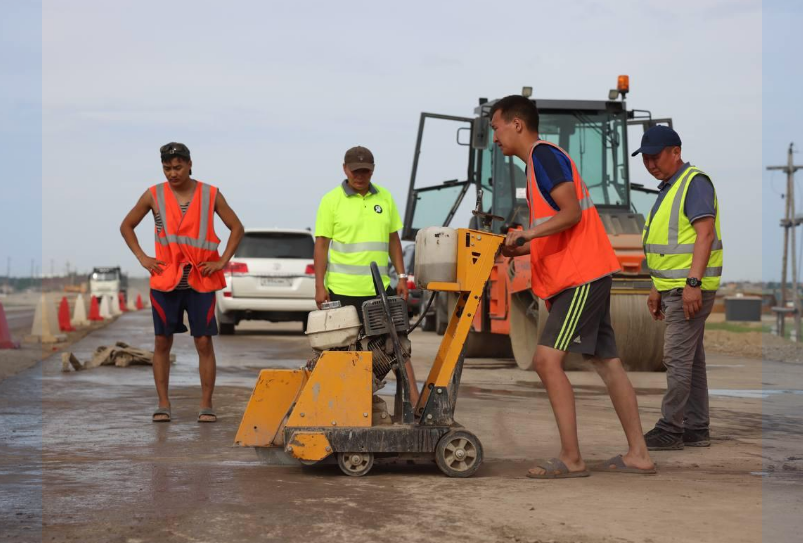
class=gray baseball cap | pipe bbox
[344,146,375,171]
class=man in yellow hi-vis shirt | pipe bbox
[313,146,417,403]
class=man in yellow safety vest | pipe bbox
[636,126,723,451]
[313,146,417,405]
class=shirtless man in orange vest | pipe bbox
[121,143,244,423]
[491,96,655,478]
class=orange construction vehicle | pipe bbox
[403,77,669,371]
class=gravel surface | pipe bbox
[761,332,803,363]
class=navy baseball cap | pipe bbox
[631,126,682,157]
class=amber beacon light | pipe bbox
[617,75,630,95]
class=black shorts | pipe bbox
[150,289,218,337]
[538,275,619,360]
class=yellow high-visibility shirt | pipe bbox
[315,181,403,296]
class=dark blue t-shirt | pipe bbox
[531,145,573,211]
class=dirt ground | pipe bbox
[1,310,801,543]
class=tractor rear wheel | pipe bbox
[509,291,540,370]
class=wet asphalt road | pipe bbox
[1,310,802,542]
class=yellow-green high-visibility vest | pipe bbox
[642,166,723,291]
[315,181,403,296]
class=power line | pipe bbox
[769,170,784,196]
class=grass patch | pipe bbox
[706,321,763,334]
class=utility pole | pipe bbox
[768,143,803,341]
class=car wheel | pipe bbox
[302,313,310,334]
[435,294,452,336]
[435,314,447,335]
[421,313,436,332]
[219,322,235,335]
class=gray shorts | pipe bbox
[538,275,619,360]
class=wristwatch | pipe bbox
[398,273,409,280]
[686,277,702,288]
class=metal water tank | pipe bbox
[724,296,762,322]
[414,227,457,288]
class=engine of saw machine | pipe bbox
[305,298,411,386]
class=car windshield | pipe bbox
[237,232,314,259]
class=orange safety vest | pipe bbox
[526,141,620,299]
[149,181,226,293]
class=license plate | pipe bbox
[259,276,292,287]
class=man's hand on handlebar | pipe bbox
[500,228,533,257]
[504,228,533,248]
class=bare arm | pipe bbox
[195,192,244,277]
[647,286,664,321]
[314,236,331,308]
[389,232,408,300]
[504,183,581,248]
[120,190,165,275]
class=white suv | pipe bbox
[216,228,316,334]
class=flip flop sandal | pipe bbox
[152,407,171,423]
[526,458,590,479]
[198,408,217,423]
[597,454,657,475]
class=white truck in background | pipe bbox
[89,266,128,301]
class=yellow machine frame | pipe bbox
[234,228,504,477]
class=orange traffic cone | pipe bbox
[0,301,20,349]
[118,292,128,312]
[58,297,75,332]
[88,295,103,321]
[136,293,145,311]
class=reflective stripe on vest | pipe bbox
[330,241,389,253]
[643,240,723,255]
[642,167,723,291]
[525,140,621,299]
[327,263,389,276]
[154,233,220,251]
[650,266,723,279]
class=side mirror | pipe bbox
[471,117,490,149]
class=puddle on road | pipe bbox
[43,362,309,389]
[709,389,803,399]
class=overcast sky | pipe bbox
[1,0,771,280]
[762,0,803,283]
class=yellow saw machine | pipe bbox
[235,220,504,477]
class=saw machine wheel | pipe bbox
[435,430,483,478]
[337,452,374,477]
